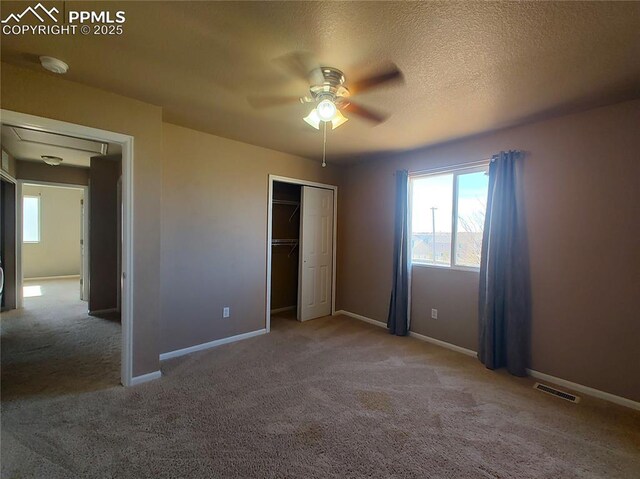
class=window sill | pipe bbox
[411,262,480,273]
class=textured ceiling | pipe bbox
[1,1,639,163]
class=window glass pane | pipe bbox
[23,196,40,243]
[411,174,453,266]
[455,171,489,267]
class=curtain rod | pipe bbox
[408,158,492,177]
[398,150,523,177]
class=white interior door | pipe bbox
[298,186,333,321]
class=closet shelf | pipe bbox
[272,239,298,257]
[271,239,298,245]
[272,198,300,222]
[272,199,299,206]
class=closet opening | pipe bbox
[266,176,337,330]
[270,181,301,323]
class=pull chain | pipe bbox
[322,121,327,168]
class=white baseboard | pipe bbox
[408,331,477,357]
[25,274,80,281]
[336,309,640,411]
[160,328,268,361]
[129,370,161,386]
[270,306,296,314]
[335,309,386,328]
[336,309,476,357]
[527,369,640,411]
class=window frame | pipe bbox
[409,163,489,272]
[22,195,41,244]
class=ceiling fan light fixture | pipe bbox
[303,108,321,130]
[304,106,349,130]
[316,99,337,121]
[331,110,349,129]
[41,155,63,166]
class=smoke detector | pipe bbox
[39,56,69,74]
[41,155,63,166]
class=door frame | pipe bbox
[17,180,89,302]
[266,175,338,332]
[0,169,18,310]
[1,109,136,387]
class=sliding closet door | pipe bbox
[298,186,333,321]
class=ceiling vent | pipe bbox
[534,383,580,403]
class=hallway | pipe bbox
[0,278,120,401]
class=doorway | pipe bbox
[19,182,88,303]
[266,175,337,331]
[1,173,17,312]
[0,109,135,387]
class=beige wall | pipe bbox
[161,123,343,354]
[22,185,83,279]
[2,63,162,377]
[16,160,90,186]
[338,99,640,402]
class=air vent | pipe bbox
[534,382,580,403]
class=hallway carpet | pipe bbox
[1,278,121,401]
[2,309,639,478]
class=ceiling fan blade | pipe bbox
[340,101,388,124]
[247,95,303,109]
[349,64,403,95]
[274,51,324,85]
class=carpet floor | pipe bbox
[2,294,639,478]
[1,278,121,401]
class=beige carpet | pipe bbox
[2,302,639,478]
[1,278,121,401]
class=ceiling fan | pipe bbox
[248,52,403,130]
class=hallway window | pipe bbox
[23,195,40,243]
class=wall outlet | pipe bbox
[223,307,230,318]
[431,308,438,320]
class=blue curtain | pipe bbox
[387,170,409,336]
[478,151,530,376]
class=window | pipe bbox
[23,196,40,243]
[410,166,489,269]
